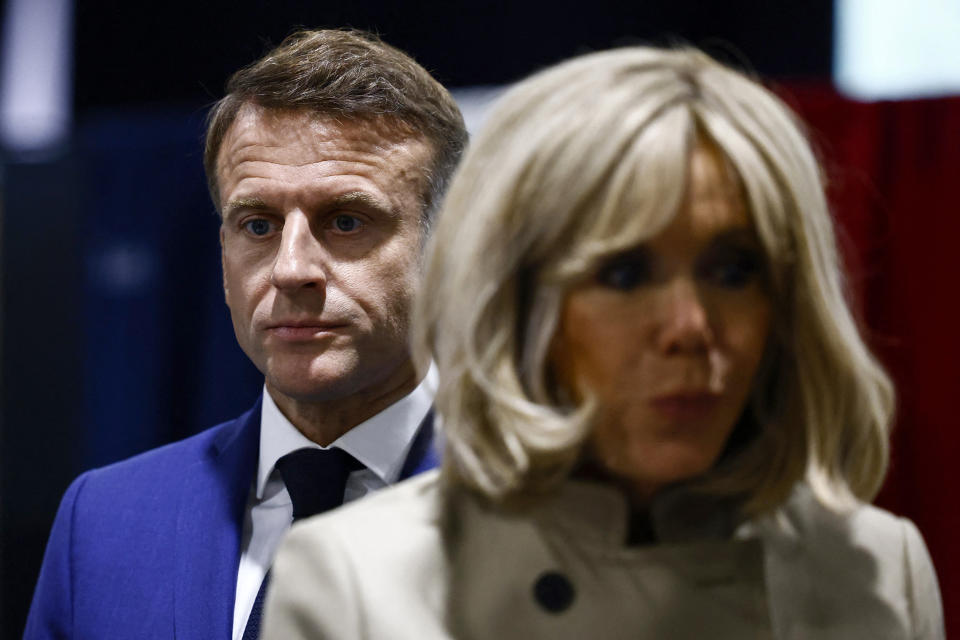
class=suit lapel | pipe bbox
[398,409,439,480]
[171,400,433,638]
[173,399,261,640]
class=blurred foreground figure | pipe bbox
[264,46,944,639]
[25,29,465,640]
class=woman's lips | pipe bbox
[649,392,721,420]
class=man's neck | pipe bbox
[265,363,422,446]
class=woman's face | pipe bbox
[550,144,772,503]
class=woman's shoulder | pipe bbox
[740,484,944,639]
[744,483,936,588]
[264,472,453,638]
[747,484,923,555]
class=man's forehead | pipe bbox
[221,103,425,156]
[215,102,434,218]
[215,103,434,198]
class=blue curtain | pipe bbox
[77,109,262,469]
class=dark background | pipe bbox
[13,0,940,637]
[72,1,833,110]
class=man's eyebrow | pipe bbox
[332,191,398,218]
[222,192,399,220]
[222,197,268,220]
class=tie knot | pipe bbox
[275,448,363,521]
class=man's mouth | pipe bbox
[264,320,348,340]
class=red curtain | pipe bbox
[784,84,960,634]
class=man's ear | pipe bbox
[220,226,230,303]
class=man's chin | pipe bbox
[260,353,361,396]
[261,352,415,407]
[264,376,357,405]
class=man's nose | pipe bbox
[656,278,714,354]
[271,213,327,290]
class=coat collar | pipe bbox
[527,479,744,549]
[173,398,261,640]
[449,479,771,639]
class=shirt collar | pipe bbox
[256,364,436,500]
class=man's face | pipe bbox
[217,104,432,408]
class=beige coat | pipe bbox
[263,470,944,640]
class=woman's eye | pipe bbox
[596,254,653,291]
[332,215,363,233]
[242,219,275,237]
[701,250,764,288]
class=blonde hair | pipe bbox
[414,46,893,514]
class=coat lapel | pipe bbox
[173,399,261,640]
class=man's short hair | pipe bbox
[204,29,467,224]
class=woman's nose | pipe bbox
[656,278,714,354]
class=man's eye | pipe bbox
[596,252,653,291]
[332,215,363,233]
[242,219,275,236]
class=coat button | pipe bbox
[532,570,575,613]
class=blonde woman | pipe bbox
[262,46,944,639]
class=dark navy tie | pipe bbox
[241,447,363,640]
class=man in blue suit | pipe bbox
[25,29,467,639]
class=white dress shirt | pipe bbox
[231,367,436,639]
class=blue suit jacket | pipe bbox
[24,398,438,639]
